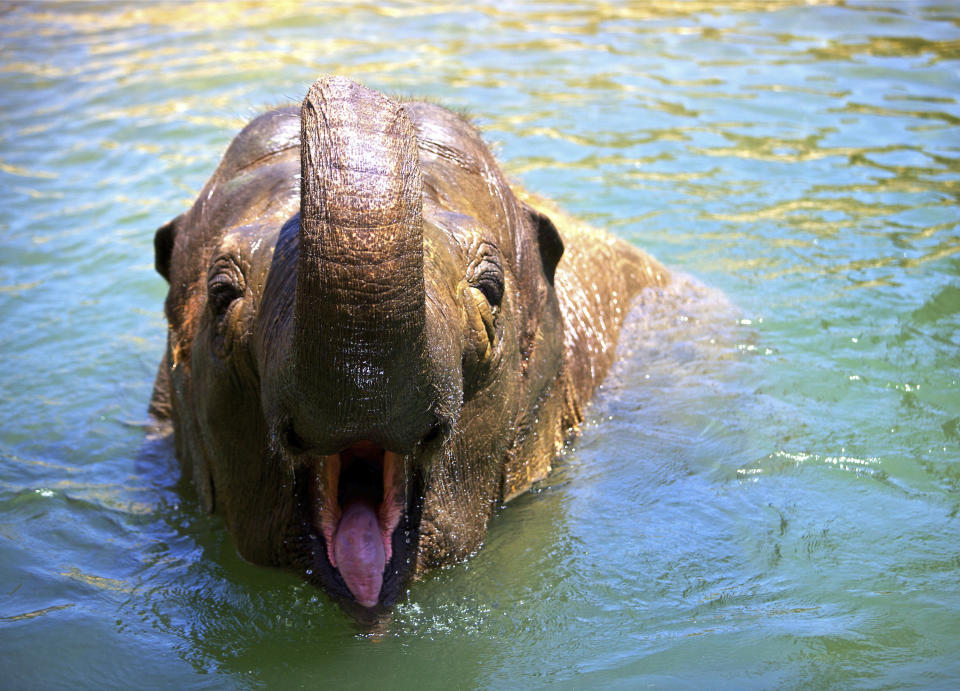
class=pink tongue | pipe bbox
[332,500,385,607]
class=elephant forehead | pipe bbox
[219,106,300,177]
[423,207,490,253]
[214,223,282,274]
[180,169,298,260]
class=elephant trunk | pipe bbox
[293,76,431,451]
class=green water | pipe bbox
[1,1,958,687]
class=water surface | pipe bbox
[1,1,958,688]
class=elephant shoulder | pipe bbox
[553,215,670,406]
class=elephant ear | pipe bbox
[523,202,564,285]
[153,213,183,283]
[512,201,565,365]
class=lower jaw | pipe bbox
[303,446,423,609]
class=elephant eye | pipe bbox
[476,273,503,307]
[207,261,245,317]
[472,256,504,308]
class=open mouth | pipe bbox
[309,441,411,608]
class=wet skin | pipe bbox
[150,76,669,612]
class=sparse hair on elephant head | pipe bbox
[149,76,668,614]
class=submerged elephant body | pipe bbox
[150,77,668,610]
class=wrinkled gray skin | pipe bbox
[150,76,669,613]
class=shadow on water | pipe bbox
[118,431,556,688]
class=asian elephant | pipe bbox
[149,76,669,611]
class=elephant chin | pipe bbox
[309,442,411,607]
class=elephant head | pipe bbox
[152,77,568,610]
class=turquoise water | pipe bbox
[1,1,958,687]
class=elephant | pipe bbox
[149,76,669,612]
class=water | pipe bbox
[1,1,958,687]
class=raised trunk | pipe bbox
[292,76,431,452]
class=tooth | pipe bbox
[317,453,340,568]
[324,453,340,506]
[378,451,404,564]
